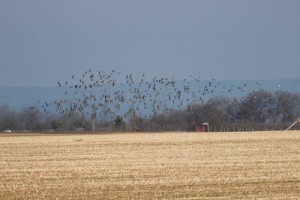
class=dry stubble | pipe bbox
[0,131,299,199]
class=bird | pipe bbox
[40,68,253,131]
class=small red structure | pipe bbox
[193,122,209,132]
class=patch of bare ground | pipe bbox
[0,131,299,199]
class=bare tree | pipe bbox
[0,105,19,131]
[275,91,300,123]
[20,106,43,131]
[238,90,274,124]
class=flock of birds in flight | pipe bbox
[40,69,256,121]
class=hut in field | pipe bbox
[194,122,209,132]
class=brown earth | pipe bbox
[0,131,299,199]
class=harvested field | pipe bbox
[0,131,299,199]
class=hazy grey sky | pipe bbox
[1,0,300,87]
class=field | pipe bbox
[0,131,299,199]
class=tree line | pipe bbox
[144,90,300,132]
[1,89,299,132]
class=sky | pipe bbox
[1,0,300,87]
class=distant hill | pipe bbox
[1,79,299,112]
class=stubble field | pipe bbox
[0,131,299,199]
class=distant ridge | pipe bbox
[1,79,299,111]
